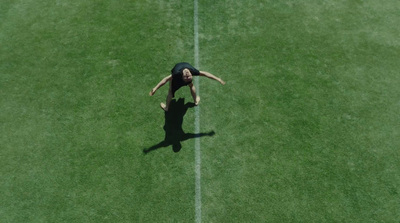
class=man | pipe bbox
[149,62,225,111]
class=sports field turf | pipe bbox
[1,0,399,222]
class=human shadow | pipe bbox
[143,98,215,154]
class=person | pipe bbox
[149,62,225,111]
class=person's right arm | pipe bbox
[149,75,172,96]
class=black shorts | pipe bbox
[171,81,191,97]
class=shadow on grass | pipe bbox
[143,98,215,154]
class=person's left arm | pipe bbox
[199,71,226,85]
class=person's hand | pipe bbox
[219,79,226,85]
[149,88,156,96]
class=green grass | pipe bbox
[199,1,400,222]
[1,0,400,222]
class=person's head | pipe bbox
[182,69,193,83]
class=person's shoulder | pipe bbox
[172,62,193,74]
[172,62,185,70]
[187,64,200,75]
[171,63,182,74]
[179,62,198,72]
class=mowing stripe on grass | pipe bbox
[193,0,201,222]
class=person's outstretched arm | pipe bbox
[149,75,172,96]
[199,71,226,85]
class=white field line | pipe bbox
[193,0,201,222]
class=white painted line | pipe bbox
[194,0,199,68]
[193,0,201,222]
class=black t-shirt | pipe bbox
[170,62,200,95]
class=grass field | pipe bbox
[1,0,400,222]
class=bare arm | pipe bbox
[199,71,225,85]
[149,75,172,96]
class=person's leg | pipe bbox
[161,83,173,111]
[189,83,200,105]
